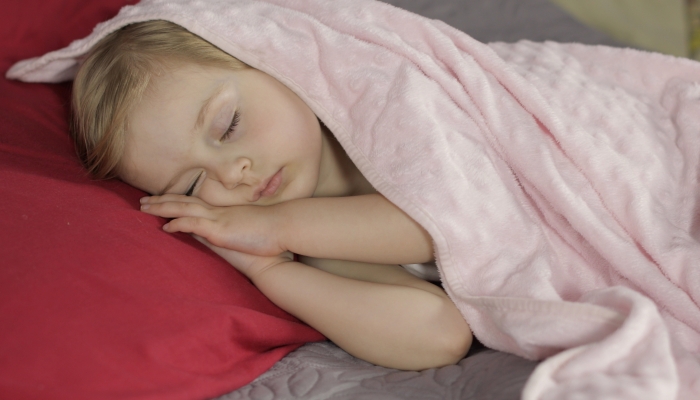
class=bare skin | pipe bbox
[123,61,472,370]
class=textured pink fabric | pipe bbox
[8,0,700,398]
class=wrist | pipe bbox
[270,200,294,254]
[248,257,296,285]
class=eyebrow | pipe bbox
[155,84,226,196]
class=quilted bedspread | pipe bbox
[8,0,700,398]
[220,341,536,399]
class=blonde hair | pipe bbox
[71,20,248,179]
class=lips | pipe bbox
[253,168,283,201]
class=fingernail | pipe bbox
[140,197,149,204]
[162,223,170,231]
[141,204,150,210]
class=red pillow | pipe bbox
[0,1,323,399]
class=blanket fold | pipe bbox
[8,0,700,398]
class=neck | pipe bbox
[314,124,375,198]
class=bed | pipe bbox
[0,1,621,399]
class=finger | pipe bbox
[168,218,244,251]
[163,216,217,236]
[141,201,213,219]
[140,193,210,206]
[165,218,236,249]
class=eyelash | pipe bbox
[221,110,241,142]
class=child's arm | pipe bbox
[142,194,471,369]
[278,194,434,264]
[200,241,472,370]
[141,194,433,265]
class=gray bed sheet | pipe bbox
[219,1,620,399]
[220,342,537,400]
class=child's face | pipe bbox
[120,63,326,206]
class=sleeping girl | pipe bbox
[7,0,698,394]
[71,20,473,371]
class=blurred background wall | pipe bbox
[550,0,699,59]
[384,0,698,60]
[383,0,621,45]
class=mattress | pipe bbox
[219,1,620,399]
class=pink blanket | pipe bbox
[8,0,700,397]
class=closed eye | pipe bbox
[221,110,241,142]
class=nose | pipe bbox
[213,156,252,190]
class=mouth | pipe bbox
[253,168,283,202]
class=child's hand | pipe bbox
[139,194,286,257]
[192,234,294,279]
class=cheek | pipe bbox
[290,142,324,200]
[302,129,324,167]
[286,112,322,156]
